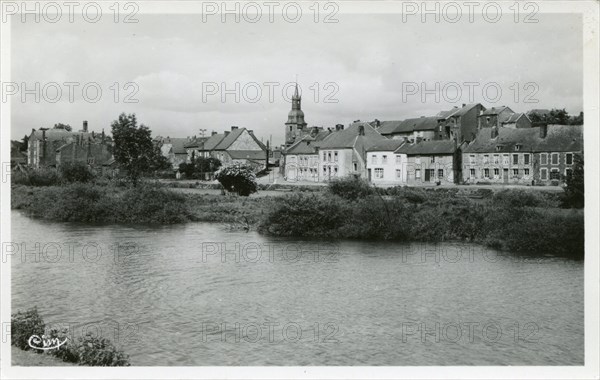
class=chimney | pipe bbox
[83,120,88,132]
[374,119,380,127]
[101,129,105,142]
[224,131,230,137]
[231,126,238,130]
[358,124,365,136]
[212,131,217,136]
[248,130,254,134]
[539,125,548,138]
[491,126,499,139]
[462,103,466,107]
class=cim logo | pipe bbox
[28,334,68,351]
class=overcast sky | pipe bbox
[11,12,582,146]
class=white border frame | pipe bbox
[1,1,599,379]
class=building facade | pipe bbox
[365,139,407,185]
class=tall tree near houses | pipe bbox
[111,113,169,186]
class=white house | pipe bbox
[366,139,408,185]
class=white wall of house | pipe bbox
[366,151,407,185]
[284,154,320,182]
[406,155,455,184]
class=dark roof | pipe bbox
[202,133,226,150]
[480,106,512,116]
[227,150,267,160]
[285,139,318,155]
[183,136,209,148]
[446,103,482,118]
[366,139,406,152]
[377,120,404,135]
[318,122,386,149]
[161,137,191,154]
[392,117,439,133]
[463,125,583,153]
[397,140,457,155]
[503,113,529,124]
[436,109,457,119]
[214,128,245,150]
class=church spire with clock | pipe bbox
[284,83,307,147]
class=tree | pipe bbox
[111,113,170,186]
[20,135,29,152]
[564,153,584,208]
[53,123,72,131]
[178,157,222,179]
[215,165,258,196]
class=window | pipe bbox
[513,168,519,177]
[494,168,500,177]
[382,155,388,164]
[484,168,490,178]
[515,144,521,151]
[566,168,573,178]
[322,152,326,160]
[524,154,530,165]
[470,168,475,178]
[334,152,338,162]
[415,169,421,179]
[550,169,560,180]
[512,154,518,165]
[371,155,377,164]
[415,156,421,165]
[396,169,402,178]
[395,155,402,164]
[540,153,548,165]
[469,155,476,165]
[483,155,489,164]
[524,168,530,176]
[493,154,499,164]
[353,163,358,171]
[566,153,573,165]
[551,153,559,165]
[438,169,444,178]
[374,168,384,179]
[334,167,338,175]
[540,168,548,180]
[431,156,436,164]
[328,152,331,162]
[323,166,326,173]
[503,154,509,165]
[496,145,502,151]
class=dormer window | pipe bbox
[495,145,502,151]
[515,144,521,151]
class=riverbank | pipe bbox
[11,182,583,259]
[11,348,77,366]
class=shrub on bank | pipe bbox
[25,183,194,224]
[11,308,130,366]
[11,307,45,351]
[12,169,60,187]
[59,162,95,183]
[328,176,374,200]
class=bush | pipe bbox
[11,308,130,366]
[59,162,95,183]
[11,307,45,351]
[328,176,374,200]
[12,169,60,186]
[258,193,346,237]
[491,189,558,208]
[216,165,257,196]
[118,185,193,224]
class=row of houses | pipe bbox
[167,126,270,171]
[282,106,583,186]
[27,121,115,170]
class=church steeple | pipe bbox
[284,81,307,147]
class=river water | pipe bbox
[10,211,583,365]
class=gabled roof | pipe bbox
[366,139,406,152]
[436,109,457,119]
[214,128,245,150]
[318,122,386,150]
[480,106,512,116]
[446,103,483,118]
[377,120,404,135]
[503,112,529,124]
[184,136,209,148]
[161,137,191,154]
[388,116,439,134]
[463,125,583,153]
[202,133,226,150]
[396,140,457,155]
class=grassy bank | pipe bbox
[11,182,583,259]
